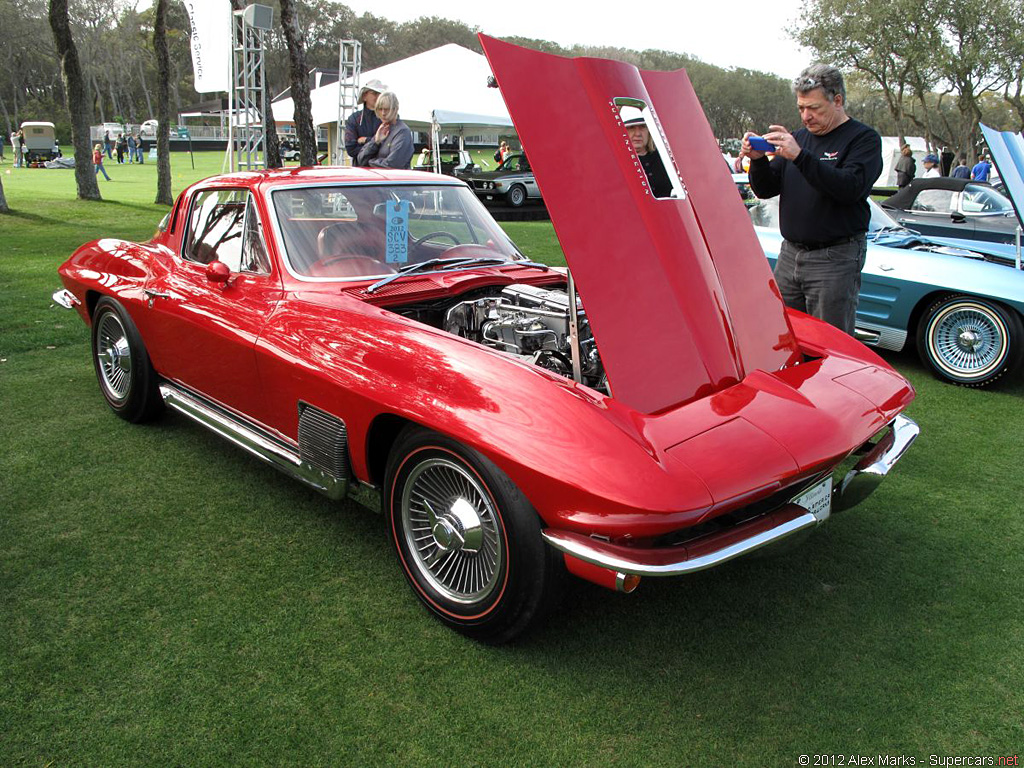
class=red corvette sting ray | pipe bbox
[54,38,918,643]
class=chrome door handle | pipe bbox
[144,289,171,299]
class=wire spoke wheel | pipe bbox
[923,298,1011,382]
[95,311,133,402]
[401,457,503,604]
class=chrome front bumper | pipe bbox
[543,413,919,577]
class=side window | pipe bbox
[240,197,271,274]
[911,189,954,213]
[184,189,247,270]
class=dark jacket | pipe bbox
[748,118,882,245]
[895,154,916,187]
[343,107,382,160]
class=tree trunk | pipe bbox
[153,0,172,206]
[264,98,282,168]
[139,60,154,119]
[91,73,105,123]
[0,173,9,213]
[49,0,101,201]
[279,0,318,166]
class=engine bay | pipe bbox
[391,283,608,393]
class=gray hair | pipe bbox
[792,63,846,104]
[375,91,399,123]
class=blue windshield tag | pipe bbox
[385,200,410,264]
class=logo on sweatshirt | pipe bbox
[821,151,839,161]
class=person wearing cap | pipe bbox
[740,63,881,337]
[922,154,941,178]
[344,78,387,161]
[624,116,673,198]
[356,91,413,169]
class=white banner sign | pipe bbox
[181,0,231,93]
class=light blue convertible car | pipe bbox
[742,126,1024,387]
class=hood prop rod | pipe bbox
[567,269,583,383]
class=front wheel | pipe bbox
[506,184,527,208]
[916,294,1024,386]
[91,296,163,422]
[384,426,563,644]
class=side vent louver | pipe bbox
[298,404,350,480]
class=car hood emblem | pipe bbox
[479,35,800,414]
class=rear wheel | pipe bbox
[916,294,1024,386]
[384,426,563,644]
[506,184,527,208]
[91,296,163,422]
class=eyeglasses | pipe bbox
[792,75,822,90]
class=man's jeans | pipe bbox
[773,235,866,336]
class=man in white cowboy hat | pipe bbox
[344,78,388,161]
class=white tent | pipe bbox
[272,44,514,167]
[877,136,930,187]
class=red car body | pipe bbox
[55,38,917,643]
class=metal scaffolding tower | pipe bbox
[230,7,270,171]
[335,40,363,165]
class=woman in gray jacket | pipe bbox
[356,91,414,169]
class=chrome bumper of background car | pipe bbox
[542,413,919,577]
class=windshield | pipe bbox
[961,184,1014,215]
[747,195,902,233]
[271,184,524,280]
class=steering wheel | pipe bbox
[412,231,461,248]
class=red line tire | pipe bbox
[384,425,563,644]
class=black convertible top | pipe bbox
[883,176,989,209]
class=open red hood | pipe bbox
[480,36,800,414]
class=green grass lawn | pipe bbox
[1,153,1022,766]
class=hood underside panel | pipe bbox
[479,35,800,414]
[981,123,1024,228]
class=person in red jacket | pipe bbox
[93,144,111,181]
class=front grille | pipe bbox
[298,405,350,479]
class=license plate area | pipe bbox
[792,476,832,522]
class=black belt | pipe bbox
[788,233,865,251]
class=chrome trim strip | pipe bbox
[542,511,819,577]
[52,289,81,309]
[159,384,348,500]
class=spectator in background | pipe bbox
[951,157,971,179]
[135,133,145,164]
[344,78,387,161]
[922,154,941,178]
[895,144,916,187]
[742,63,881,336]
[126,132,136,164]
[115,133,127,164]
[9,130,18,167]
[356,91,413,169]
[93,143,111,180]
[971,155,992,182]
[624,116,672,198]
[103,130,113,159]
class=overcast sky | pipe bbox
[340,0,813,79]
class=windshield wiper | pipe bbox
[366,256,549,294]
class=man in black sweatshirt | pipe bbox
[743,64,881,336]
